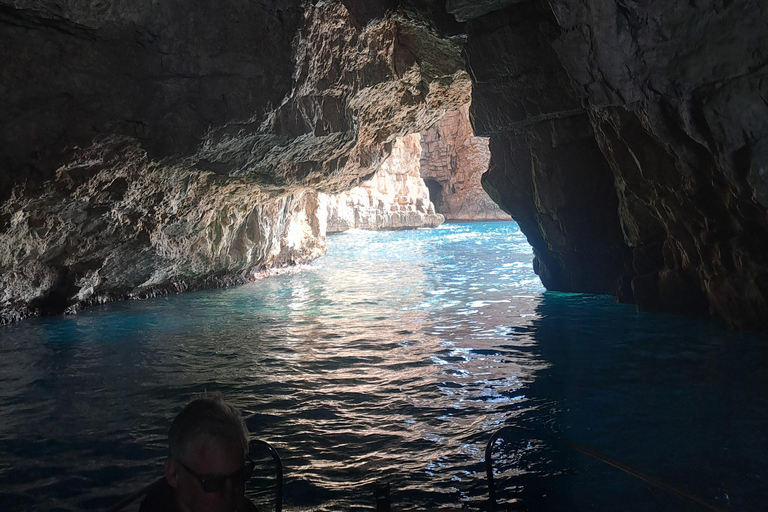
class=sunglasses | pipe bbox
[178,455,256,493]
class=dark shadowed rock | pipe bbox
[463,0,768,327]
[0,0,304,196]
[446,0,529,22]
[467,2,629,296]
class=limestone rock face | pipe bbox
[464,0,768,326]
[0,137,327,322]
[199,2,471,194]
[0,1,470,322]
[553,0,768,325]
[420,103,512,221]
[323,133,444,232]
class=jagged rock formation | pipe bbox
[462,0,768,327]
[3,0,768,328]
[322,134,444,232]
[420,103,512,221]
[465,1,627,299]
[1,138,326,322]
[0,1,470,323]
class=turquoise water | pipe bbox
[0,221,766,511]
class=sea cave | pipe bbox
[1,1,767,511]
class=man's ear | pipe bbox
[165,457,179,488]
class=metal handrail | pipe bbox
[251,438,284,512]
[485,425,729,512]
[104,438,283,512]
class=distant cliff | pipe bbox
[420,103,512,221]
[324,103,509,231]
[323,134,444,232]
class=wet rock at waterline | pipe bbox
[0,138,328,322]
[3,0,768,328]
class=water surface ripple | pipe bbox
[0,222,766,512]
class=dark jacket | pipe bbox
[138,479,258,512]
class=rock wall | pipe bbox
[323,134,444,232]
[461,0,768,327]
[0,1,470,322]
[0,137,327,322]
[326,102,509,229]
[420,103,512,221]
[0,0,305,198]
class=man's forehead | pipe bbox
[188,432,242,451]
[186,434,245,474]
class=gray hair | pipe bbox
[168,393,249,462]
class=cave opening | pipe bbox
[424,178,444,213]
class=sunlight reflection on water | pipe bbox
[0,222,550,511]
[1,222,766,512]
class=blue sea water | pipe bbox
[0,221,766,511]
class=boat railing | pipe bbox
[252,438,284,512]
[485,425,730,512]
[105,438,283,512]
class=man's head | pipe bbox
[164,394,251,512]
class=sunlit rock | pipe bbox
[0,138,327,321]
[322,134,444,232]
[324,102,509,229]
[420,103,512,221]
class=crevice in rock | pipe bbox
[424,179,444,213]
